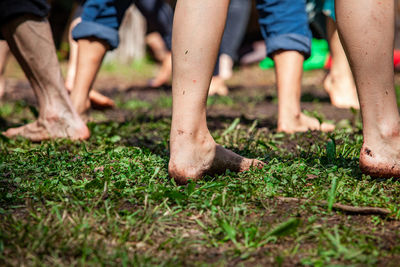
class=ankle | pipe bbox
[170,128,214,152]
[278,111,302,124]
[378,122,400,139]
[364,122,400,145]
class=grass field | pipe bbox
[1,63,400,266]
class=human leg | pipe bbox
[69,0,130,115]
[146,32,172,88]
[1,15,89,140]
[148,51,172,88]
[219,0,251,80]
[70,37,109,115]
[136,0,173,88]
[0,40,10,98]
[274,50,335,133]
[324,17,359,109]
[65,17,81,92]
[257,0,334,133]
[168,0,264,184]
[336,0,400,177]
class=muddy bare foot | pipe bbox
[277,113,335,134]
[3,115,89,142]
[324,73,359,109]
[360,142,400,179]
[169,134,265,184]
[208,76,228,96]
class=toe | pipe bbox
[321,123,335,132]
[252,159,266,169]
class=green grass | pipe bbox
[100,57,157,81]
[1,92,400,266]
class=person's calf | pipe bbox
[1,15,89,141]
[70,37,108,115]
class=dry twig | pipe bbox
[276,196,391,216]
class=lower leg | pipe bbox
[1,16,89,141]
[169,0,264,184]
[149,51,172,88]
[70,37,108,115]
[0,40,10,98]
[274,50,334,133]
[66,19,114,109]
[324,17,359,109]
[65,17,81,91]
[146,33,172,88]
[336,0,400,177]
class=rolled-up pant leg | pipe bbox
[72,0,131,50]
[72,0,173,51]
[256,0,312,59]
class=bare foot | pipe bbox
[277,113,335,134]
[360,136,400,179]
[169,133,265,184]
[146,32,169,62]
[89,90,115,109]
[3,113,89,142]
[208,76,228,96]
[324,73,359,109]
[149,52,172,88]
[219,54,234,80]
[65,82,115,112]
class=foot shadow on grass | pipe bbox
[89,113,277,160]
[0,116,21,132]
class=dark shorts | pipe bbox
[0,0,50,25]
[0,0,50,40]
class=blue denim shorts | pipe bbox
[72,0,173,50]
[256,0,312,59]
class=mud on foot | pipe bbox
[3,117,89,142]
[359,145,400,179]
[169,140,265,185]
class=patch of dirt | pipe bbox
[2,68,358,128]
